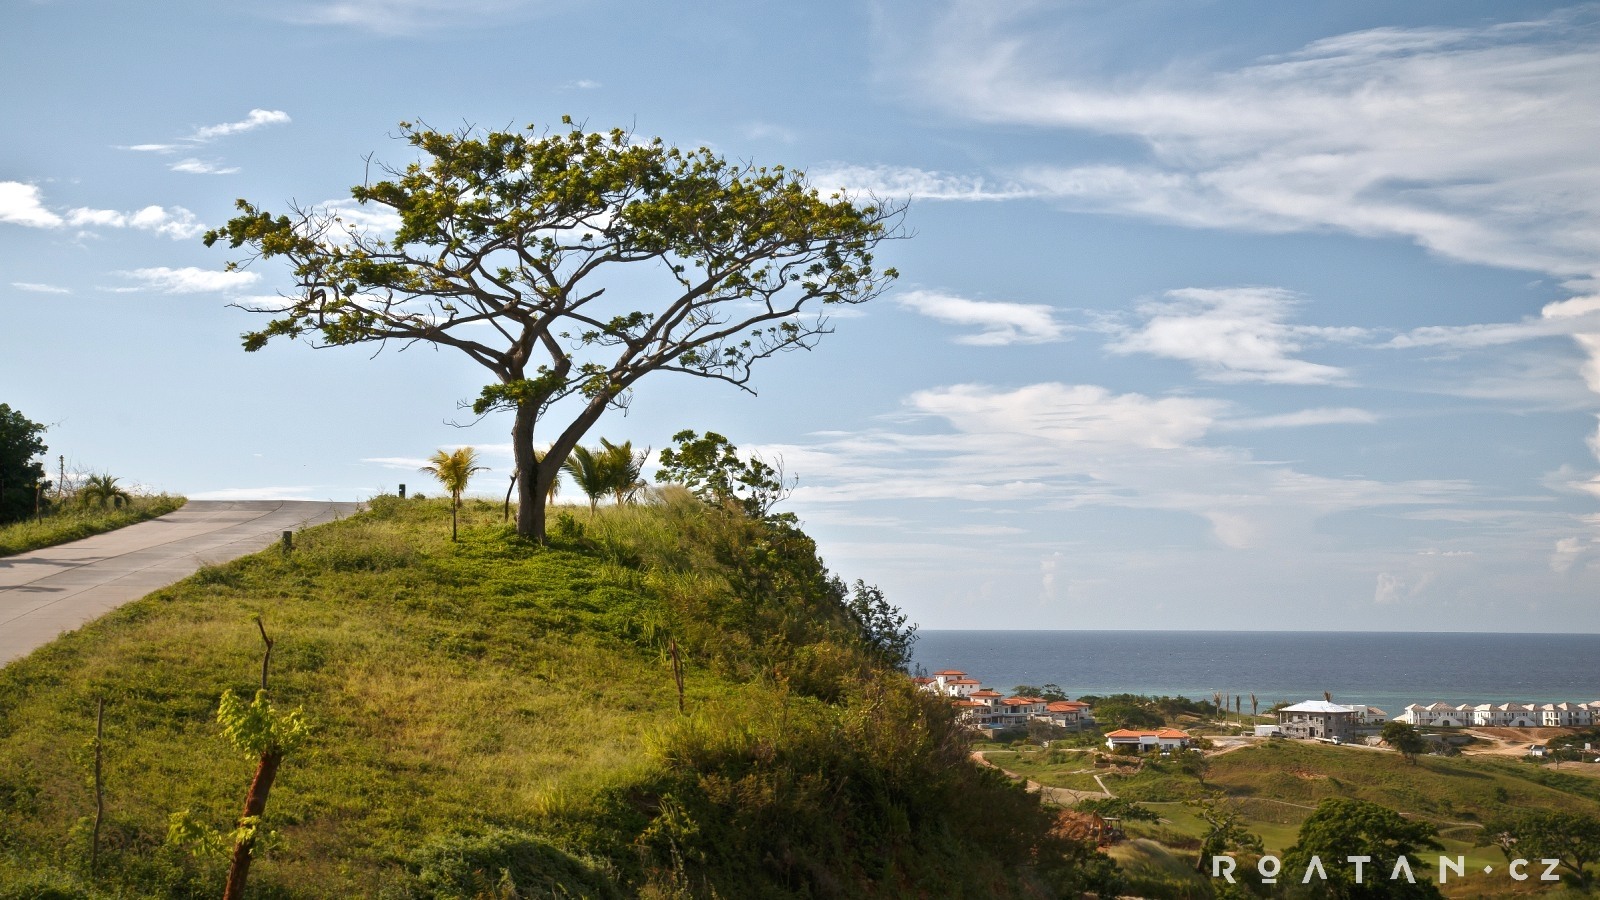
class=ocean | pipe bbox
[909,630,1600,714]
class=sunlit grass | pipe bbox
[0,494,185,556]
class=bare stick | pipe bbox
[91,697,104,876]
[668,639,685,715]
[255,616,274,691]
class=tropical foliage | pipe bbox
[78,473,132,509]
[419,447,488,541]
[561,439,647,512]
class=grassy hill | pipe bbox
[0,494,1094,899]
[990,740,1600,897]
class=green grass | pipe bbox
[1068,741,1600,897]
[0,495,185,556]
[0,495,1083,898]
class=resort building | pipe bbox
[920,669,1095,733]
[1104,728,1192,752]
[1397,699,1596,728]
[1276,700,1358,740]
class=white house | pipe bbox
[1278,701,1359,740]
[1105,728,1191,752]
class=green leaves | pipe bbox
[216,689,311,758]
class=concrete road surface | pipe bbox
[0,500,361,667]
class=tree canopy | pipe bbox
[0,403,48,524]
[1380,721,1429,765]
[1284,798,1443,898]
[654,429,793,518]
[1483,809,1600,889]
[205,120,901,541]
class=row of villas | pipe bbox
[1396,700,1600,728]
[915,669,1096,732]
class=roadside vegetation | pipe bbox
[0,490,1111,898]
[0,492,185,557]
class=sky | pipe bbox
[4,1,1600,631]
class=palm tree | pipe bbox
[420,447,488,541]
[79,474,131,509]
[598,439,647,505]
[562,445,609,513]
[1250,693,1258,721]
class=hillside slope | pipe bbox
[0,495,1098,899]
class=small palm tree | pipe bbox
[420,447,488,541]
[79,474,131,509]
[598,439,647,505]
[562,445,610,513]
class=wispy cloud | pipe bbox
[10,282,70,294]
[900,7,1600,278]
[808,164,1039,202]
[189,485,325,501]
[897,289,1067,345]
[169,158,241,175]
[1108,287,1362,385]
[775,381,1468,550]
[188,109,292,141]
[269,0,539,35]
[1216,407,1378,430]
[118,267,261,294]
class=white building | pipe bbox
[1105,728,1192,752]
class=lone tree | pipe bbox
[205,119,901,541]
[1381,720,1429,765]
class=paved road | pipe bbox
[0,500,361,667]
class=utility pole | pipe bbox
[58,454,65,500]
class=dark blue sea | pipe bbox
[910,631,1600,714]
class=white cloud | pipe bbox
[0,182,64,228]
[897,289,1066,345]
[169,158,241,175]
[188,109,291,141]
[119,267,261,294]
[10,282,70,294]
[1216,407,1377,430]
[189,485,324,500]
[905,9,1600,278]
[65,205,205,239]
[270,0,535,34]
[808,164,1039,202]
[120,143,178,153]
[907,382,1221,450]
[362,456,431,470]
[1,183,203,240]
[1109,287,1361,384]
[1374,571,1434,605]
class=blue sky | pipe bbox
[4,1,1600,631]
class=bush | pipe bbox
[399,828,622,899]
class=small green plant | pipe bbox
[167,618,311,900]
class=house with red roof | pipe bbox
[1104,728,1192,752]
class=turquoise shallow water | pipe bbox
[910,630,1600,713]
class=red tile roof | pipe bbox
[971,690,1002,697]
[1105,728,1191,739]
[1046,701,1086,712]
[933,669,967,676]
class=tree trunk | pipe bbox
[512,401,545,541]
[223,749,283,900]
